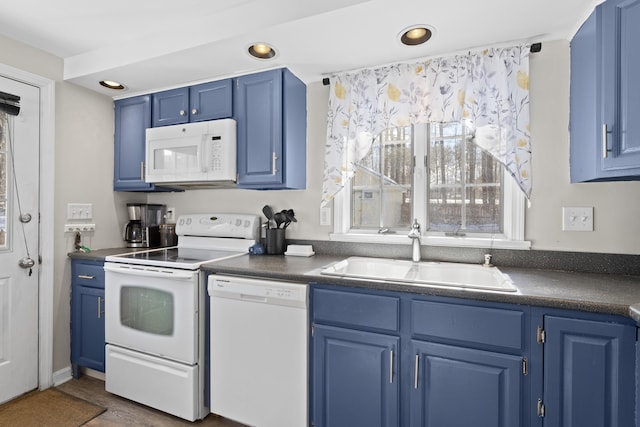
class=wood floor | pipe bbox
[56,375,247,426]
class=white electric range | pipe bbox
[103,213,260,421]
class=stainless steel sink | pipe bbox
[320,257,516,292]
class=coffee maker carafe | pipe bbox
[124,220,143,246]
[124,203,165,248]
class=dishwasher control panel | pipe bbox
[208,275,308,308]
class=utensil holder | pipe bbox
[266,228,286,255]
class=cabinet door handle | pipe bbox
[602,123,612,159]
[191,108,198,115]
[389,350,394,384]
[272,152,278,175]
[179,110,186,116]
[97,296,102,319]
[77,274,95,280]
[140,161,145,180]
[414,354,419,389]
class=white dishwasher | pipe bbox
[208,274,308,427]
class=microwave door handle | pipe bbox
[201,137,209,172]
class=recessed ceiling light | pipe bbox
[247,43,277,60]
[99,80,126,90]
[399,25,433,46]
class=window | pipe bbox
[334,122,528,249]
[351,127,412,230]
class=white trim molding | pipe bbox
[0,62,56,390]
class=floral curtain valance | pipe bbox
[321,45,531,207]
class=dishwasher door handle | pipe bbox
[240,293,268,303]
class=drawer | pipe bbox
[411,300,524,351]
[72,261,105,289]
[312,288,400,332]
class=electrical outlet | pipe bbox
[562,207,593,232]
[67,203,93,220]
[64,223,96,232]
[320,207,332,226]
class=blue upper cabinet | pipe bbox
[114,96,175,192]
[152,87,188,127]
[114,96,155,191]
[235,68,306,189]
[189,80,233,122]
[570,0,640,182]
[152,80,232,127]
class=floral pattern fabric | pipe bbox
[322,45,531,206]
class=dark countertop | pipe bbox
[70,248,640,322]
[68,247,145,261]
[199,254,640,322]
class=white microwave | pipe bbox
[145,118,236,187]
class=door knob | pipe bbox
[19,257,35,269]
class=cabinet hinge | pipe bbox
[311,323,315,337]
[522,356,528,376]
[537,325,545,344]
[537,398,545,417]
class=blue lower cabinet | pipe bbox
[310,285,638,427]
[70,260,105,378]
[312,324,399,427]
[542,315,636,427]
[410,340,523,427]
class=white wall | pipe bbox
[526,40,640,253]
[2,35,639,375]
[150,40,640,255]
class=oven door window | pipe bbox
[120,286,174,335]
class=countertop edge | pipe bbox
[69,249,640,322]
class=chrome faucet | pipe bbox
[408,218,421,262]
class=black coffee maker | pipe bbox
[124,203,165,248]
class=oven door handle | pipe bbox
[104,263,196,280]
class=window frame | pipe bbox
[330,123,530,250]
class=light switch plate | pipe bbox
[67,203,93,220]
[562,207,593,231]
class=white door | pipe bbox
[0,76,40,404]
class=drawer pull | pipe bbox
[77,274,95,280]
[97,297,102,319]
